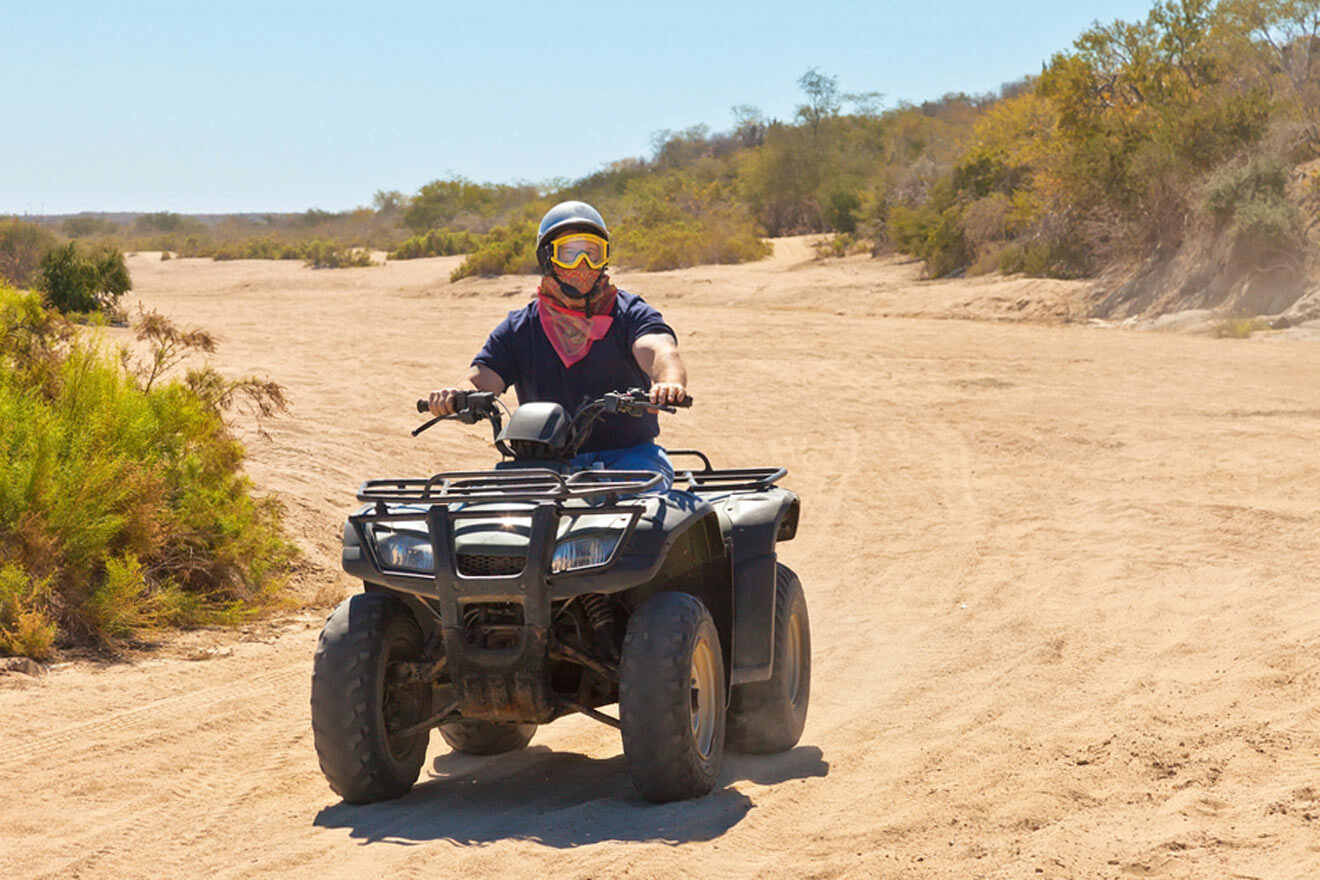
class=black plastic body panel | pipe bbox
[704,488,801,685]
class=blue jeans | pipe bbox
[569,442,673,492]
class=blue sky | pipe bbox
[3,1,1156,214]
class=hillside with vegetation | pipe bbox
[7,0,1320,318]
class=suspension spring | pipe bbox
[581,594,614,633]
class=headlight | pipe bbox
[371,526,433,574]
[550,533,621,573]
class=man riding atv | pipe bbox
[427,200,687,489]
[310,201,808,807]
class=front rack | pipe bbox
[358,453,787,506]
[358,468,664,505]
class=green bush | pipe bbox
[813,233,863,259]
[1205,156,1290,222]
[997,234,1091,279]
[38,242,132,315]
[0,219,59,287]
[824,190,861,234]
[888,203,971,277]
[610,171,771,271]
[614,218,770,271]
[389,227,479,259]
[403,178,540,233]
[0,287,295,654]
[1203,156,1305,264]
[208,238,304,261]
[450,220,539,280]
[0,564,56,659]
[174,237,375,267]
[302,240,374,269]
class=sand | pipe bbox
[2,240,1319,879]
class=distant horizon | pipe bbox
[4,1,1156,215]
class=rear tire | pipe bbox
[311,593,432,804]
[727,563,811,753]
[619,591,726,802]
[439,720,537,755]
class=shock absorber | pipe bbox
[581,593,618,661]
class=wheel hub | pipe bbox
[689,636,717,760]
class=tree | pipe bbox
[62,215,118,238]
[135,212,187,233]
[843,90,886,118]
[0,220,58,287]
[372,189,407,214]
[1223,0,1320,150]
[731,104,766,147]
[39,243,132,314]
[796,68,841,132]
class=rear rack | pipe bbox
[358,468,663,505]
[666,450,787,493]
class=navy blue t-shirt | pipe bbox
[472,290,676,453]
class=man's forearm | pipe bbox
[646,348,687,386]
[466,364,507,394]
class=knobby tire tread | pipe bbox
[310,593,429,804]
[619,591,726,803]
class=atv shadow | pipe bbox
[313,744,828,847]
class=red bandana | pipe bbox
[537,274,618,368]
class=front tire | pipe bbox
[311,593,432,804]
[727,563,811,753]
[439,720,537,755]
[619,591,726,802]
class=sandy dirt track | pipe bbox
[3,242,1320,879]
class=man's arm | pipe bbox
[632,332,688,406]
[427,364,507,416]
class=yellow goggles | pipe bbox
[549,232,609,270]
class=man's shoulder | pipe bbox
[612,289,661,318]
[612,289,673,341]
[492,298,539,332]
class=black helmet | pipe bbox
[536,201,609,273]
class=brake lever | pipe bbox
[411,414,448,437]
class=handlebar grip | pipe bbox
[417,391,470,414]
[674,395,694,408]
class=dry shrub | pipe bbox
[1213,317,1269,338]
[0,220,59,287]
[962,194,1013,248]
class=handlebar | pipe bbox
[411,387,691,447]
[416,389,689,417]
[411,391,498,437]
[416,391,498,415]
[606,389,693,415]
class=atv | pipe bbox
[311,388,809,804]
